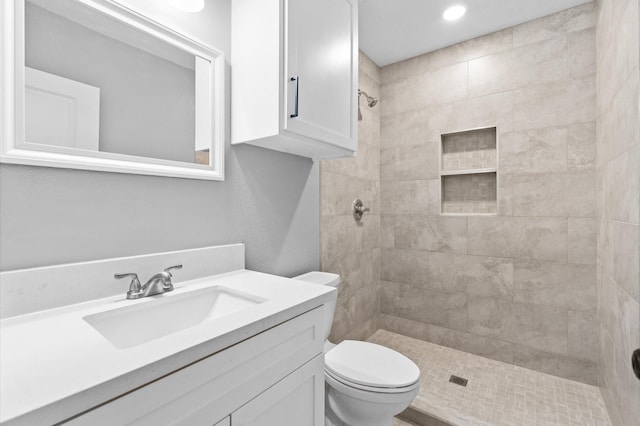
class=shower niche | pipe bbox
[440,127,497,215]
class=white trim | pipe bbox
[1,0,225,181]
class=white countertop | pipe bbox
[0,269,334,426]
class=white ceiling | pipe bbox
[359,0,593,66]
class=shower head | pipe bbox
[358,89,378,108]
[357,89,378,121]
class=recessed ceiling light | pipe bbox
[168,0,205,13]
[443,4,466,21]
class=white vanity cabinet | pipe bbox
[62,307,325,426]
[232,356,324,425]
[231,0,358,160]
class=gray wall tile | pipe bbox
[428,28,514,71]
[428,252,513,298]
[381,180,431,215]
[597,74,639,164]
[603,146,640,224]
[380,54,430,82]
[468,297,569,354]
[611,221,639,302]
[513,261,596,311]
[567,122,597,171]
[381,62,468,117]
[568,217,597,265]
[380,215,395,248]
[395,215,468,253]
[510,172,596,217]
[447,91,514,134]
[468,217,568,262]
[512,2,595,47]
[468,35,569,98]
[380,248,430,287]
[568,28,596,78]
[381,281,468,331]
[513,345,597,385]
[513,77,596,131]
[395,144,440,180]
[499,127,568,174]
[380,148,395,182]
[380,106,449,149]
[567,310,598,362]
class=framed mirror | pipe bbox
[1,0,225,180]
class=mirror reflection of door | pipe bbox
[25,67,100,151]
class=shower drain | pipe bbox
[449,375,468,387]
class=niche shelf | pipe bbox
[440,127,497,215]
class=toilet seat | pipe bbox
[325,369,420,395]
[325,341,420,394]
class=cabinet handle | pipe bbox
[290,76,299,118]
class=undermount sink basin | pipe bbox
[83,286,267,349]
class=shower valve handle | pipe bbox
[353,199,369,221]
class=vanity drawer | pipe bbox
[63,306,325,426]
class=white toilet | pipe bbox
[293,272,420,426]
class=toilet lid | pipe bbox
[325,341,420,389]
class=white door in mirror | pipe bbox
[25,67,100,151]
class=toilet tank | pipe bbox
[292,272,340,342]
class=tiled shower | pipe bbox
[320,1,639,424]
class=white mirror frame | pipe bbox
[0,0,225,180]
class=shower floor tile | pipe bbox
[368,330,611,426]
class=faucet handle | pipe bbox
[163,264,183,277]
[114,272,142,298]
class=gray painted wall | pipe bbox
[0,0,320,278]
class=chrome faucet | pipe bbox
[114,265,183,299]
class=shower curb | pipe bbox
[398,406,453,426]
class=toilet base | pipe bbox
[324,393,347,426]
[325,384,395,426]
[324,374,418,426]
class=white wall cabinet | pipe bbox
[63,307,325,426]
[231,0,358,160]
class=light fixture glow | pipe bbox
[443,4,466,21]
[168,0,205,13]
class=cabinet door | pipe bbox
[232,355,324,426]
[285,0,357,150]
